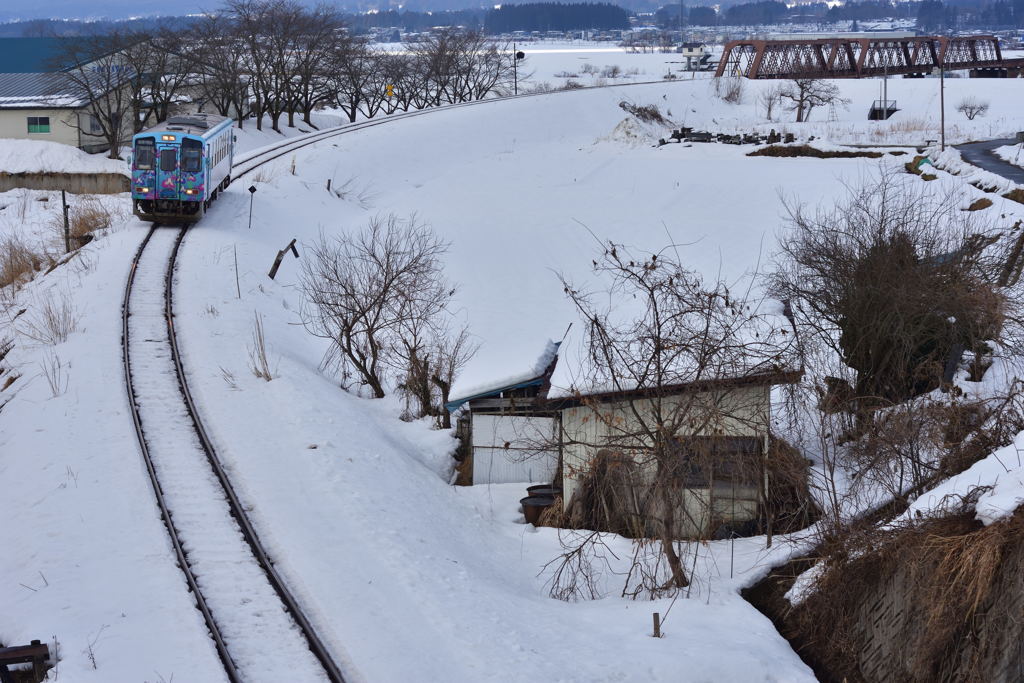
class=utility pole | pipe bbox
[513,42,518,95]
[512,45,525,95]
[940,61,946,151]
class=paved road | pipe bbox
[955,138,1024,184]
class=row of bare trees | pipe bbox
[58,0,518,157]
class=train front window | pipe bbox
[159,148,177,172]
[135,138,155,170]
[181,138,202,173]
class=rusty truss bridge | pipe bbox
[715,35,1024,79]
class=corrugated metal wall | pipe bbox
[472,414,557,485]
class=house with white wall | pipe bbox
[0,38,129,153]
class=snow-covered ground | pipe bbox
[0,139,127,176]
[996,142,1024,169]
[3,71,1024,681]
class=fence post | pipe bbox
[61,190,70,253]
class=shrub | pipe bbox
[966,198,993,211]
[617,100,667,125]
[771,170,1012,405]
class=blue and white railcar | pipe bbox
[131,113,235,223]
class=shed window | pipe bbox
[159,147,177,172]
[27,116,50,134]
[181,138,202,173]
[672,436,762,487]
[134,137,155,170]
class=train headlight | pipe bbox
[137,187,150,193]
[185,189,196,195]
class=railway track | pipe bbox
[122,80,675,681]
[122,226,346,683]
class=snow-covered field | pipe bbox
[2,68,1024,681]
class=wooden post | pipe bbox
[268,238,299,280]
[233,244,241,299]
[652,612,661,638]
[61,190,70,253]
[30,640,44,682]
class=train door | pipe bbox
[156,141,179,200]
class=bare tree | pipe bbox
[119,28,195,129]
[956,97,990,121]
[778,78,849,122]
[189,13,251,127]
[52,33,136,158]
[330,35,377,123]
[300,214,474,414]
[550,241,795,596]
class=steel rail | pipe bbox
[164,228,347,683]
[121,225,244,683]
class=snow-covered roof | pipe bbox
[446,340,560,412]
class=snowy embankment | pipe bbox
[0,139,127,176]
[2,73,1023,680]
[995,142,1024,169]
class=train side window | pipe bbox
[159,147,177,172]
[135,138,155,170]
[181,138,202,173]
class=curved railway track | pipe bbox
[122,80,673,682]
[122,226,346,682]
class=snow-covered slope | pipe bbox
[3,74,1023,680]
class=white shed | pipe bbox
[447,341,562,486]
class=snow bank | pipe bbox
[0,138,127,175]
[995,142,1024,168]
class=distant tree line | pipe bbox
[916,0,1024,30]
[484,3,630,33]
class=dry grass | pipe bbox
[966,197,994,211]
[247,312,274,381]
[49,196,125,249]
[905,155,931,175]
[1003,188,1024,205]
[749,145,883,159]
[18,289,80,345]
[0,234,49,289]
[792,506,1024,683]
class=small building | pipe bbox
[0,38,130,153]
[678,42,711,70]
[446,342,561,486]
[547,369,801,539]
